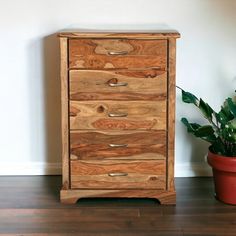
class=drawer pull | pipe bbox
[108,172,128,177]
[108,82,128,87]
[108,113,128,117]
[108,51,128,55]
[109,143,128,148]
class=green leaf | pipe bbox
[228,118,236,129]
[181,118,200,133]
[181,118,216,143]
[194,125,216,143]
[211,138,226,155]
[199,99,214,120]
[194,125,215,137]
[201,134,217,143]
[215,110,230,125]
[215,100,234,125]
[181,90,199,106]
[227,98,236,118]
[224,118,236,142]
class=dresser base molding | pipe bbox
[60,188,176,205]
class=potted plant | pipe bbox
[179,87,236,204]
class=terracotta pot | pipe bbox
[207,149,236,205]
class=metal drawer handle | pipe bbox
[108,172,128,177]
[108,51,128,55]
[108,82,128,87]
[109,143,128,148]
[108,113,128,117]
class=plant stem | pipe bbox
[176,85,183,91]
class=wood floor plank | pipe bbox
[0,176,236,235]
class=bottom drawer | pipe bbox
[70,160,166,190]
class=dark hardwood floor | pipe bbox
[0,176,236,235]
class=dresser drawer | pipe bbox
[69,39,167,69]
[70,101,166,130]
[70,130,166,160]
[69,69,167,101]
[70,160,166,189]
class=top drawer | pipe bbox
[69,39,167,69]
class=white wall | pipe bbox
[0,0,236,176]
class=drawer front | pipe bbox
[69,39,167,69]
[70,101,166,130]
[70,130,166,160]
[70,160,166,189]
[69,70,167,101]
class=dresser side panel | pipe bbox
[60,37,69,188]
[167,38,176,191]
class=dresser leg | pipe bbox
[60,189,80,204]
[157,191,176,205]
[61,197,79,204]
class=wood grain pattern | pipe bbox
[69,69,167,101]
[69,39,167,69]
[69,39,167,55]
[70,130,166,160]
[70,160,166,189]
[58,31,181,39]
[167,38,177,191]
[69,55,166,70]
[60,37,69,189]
[69,100,166,130]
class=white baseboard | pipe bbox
[175,162,212,177]
[0,162,62,175]
[0,161,212,177]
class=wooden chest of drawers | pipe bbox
[59,31,180,204]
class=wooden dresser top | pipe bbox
[58,30,180,39]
